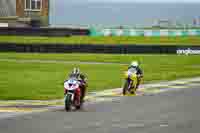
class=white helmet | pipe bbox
[72,67,80,74]
[130,61,139,67]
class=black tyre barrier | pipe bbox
[0,27,90,36]
[1,43,200,54]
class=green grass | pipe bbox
[0,36,200,45]
[0,53,200,100]
[0,52,200,64]
[0,61,121,100]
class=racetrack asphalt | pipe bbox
[0,83,200,133]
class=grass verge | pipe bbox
[0,53,200,100]
[0,36,200,45]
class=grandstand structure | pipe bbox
[0,0,49,27]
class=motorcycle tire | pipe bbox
[123,80,129,95]
[64,95,71,111]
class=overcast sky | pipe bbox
[70,0,200,3]
[50,0,200,27]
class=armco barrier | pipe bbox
[1,43,200,54]
[89,28,200,37]
[0,27,90,36]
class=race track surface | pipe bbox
[0,85,200,133]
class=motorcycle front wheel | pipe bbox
[64,94,72,111]
[123,80,129,95]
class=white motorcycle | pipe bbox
[64,78,82,111]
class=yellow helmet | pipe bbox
[130,61,139,67]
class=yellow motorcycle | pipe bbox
[122,68,138,95]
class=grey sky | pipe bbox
[50,0,200,27]
[69,0,200,3]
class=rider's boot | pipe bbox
[80,86,86,103]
